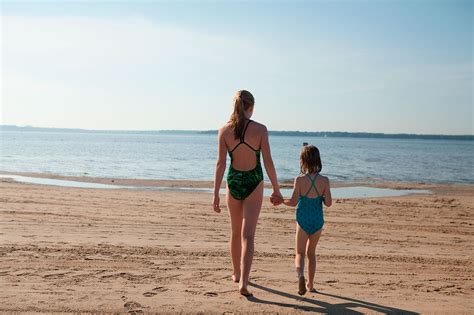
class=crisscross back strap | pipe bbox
[229,120,257,153]
[304,173,320,197]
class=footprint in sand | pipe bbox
[124,301,143,314]
[152,286,168,293]
[42,271,71,279]
[204,292,218,297]
[143,291,157,297]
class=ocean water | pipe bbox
[1,130,473,184]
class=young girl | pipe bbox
[283,145,332,295]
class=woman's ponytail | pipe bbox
[230,90,255,139]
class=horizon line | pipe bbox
[1,124,473,138]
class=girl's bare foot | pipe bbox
[298,276,307,295]
[239,287,253,297]
[231,274,240,283]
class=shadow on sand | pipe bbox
[248,282,419,314]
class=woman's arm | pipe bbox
[260,125,281,198]
[283,177,299,207]
[212,128,227,213]
[322,177,332,207]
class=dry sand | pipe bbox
[0,176,473,313]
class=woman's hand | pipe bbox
[212,194,221,213]
[270,191,283,206]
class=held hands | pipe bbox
[212,195,221,213]
[270,191,284,206]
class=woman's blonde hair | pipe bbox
[300,145,322,174]
[230,90,254,139]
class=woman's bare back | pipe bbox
[221,120,265,171]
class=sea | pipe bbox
[1,130,473,184]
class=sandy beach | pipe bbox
[0,175,473,313]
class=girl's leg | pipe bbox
[295,224,309,295]
[226,189,243,282]
[306,229,322,291]
[239,182,264,295]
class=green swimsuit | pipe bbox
[227,120,264,200]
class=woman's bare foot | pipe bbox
[298,276,307,295]
[231,274,240,283]
[307,283,316,293]
[239,287,253,297]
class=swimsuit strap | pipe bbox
[303,173,320,197]
[240,119,252,142]
[229,120,258,153]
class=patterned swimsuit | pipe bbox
[296,173,324,235]
[226,120,264,200]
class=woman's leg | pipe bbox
[239,182,264,294]
[306,229,322,291]
[226,189,243,282]
[295,224,309,295]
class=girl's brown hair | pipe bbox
[300,145,322,174]
[230,90,255,139]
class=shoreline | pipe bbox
[1,170,468,192]
[0,173,435,199]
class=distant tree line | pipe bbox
[199,130,473,141]
[1,125,472,141]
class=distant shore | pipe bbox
[2,124,472,141]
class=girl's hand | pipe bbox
[270,191,283,206]
[212,195,221,213]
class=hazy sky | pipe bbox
[1,0,472,134]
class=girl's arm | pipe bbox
[212,128,227,213]
[260,125,281,199]
[323,177,332,207]
[283,177,299,207]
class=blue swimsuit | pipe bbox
[296,173,324,235]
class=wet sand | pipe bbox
[0,175,472,313]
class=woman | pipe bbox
[212,90,282,296]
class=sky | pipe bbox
[1,0,472,134]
